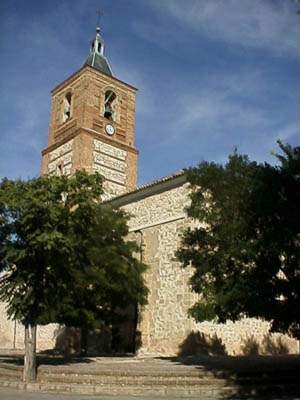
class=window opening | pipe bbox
[63,92,72,122]
[56,163,63,176]
[104,90,116,120]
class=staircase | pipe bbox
[0,355,299,398]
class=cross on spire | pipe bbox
[96,9,103,27]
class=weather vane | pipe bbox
[96,9,104,26]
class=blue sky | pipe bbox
[1,0,299,186]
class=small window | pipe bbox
[62,91,72,123]
[104,90,116,121]
[56,162,63,176]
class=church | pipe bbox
[0,25,298,356]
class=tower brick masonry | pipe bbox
[41,37,138,199]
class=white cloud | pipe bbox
[138,62,298,170]
[138,0,300,58]
[153,68,271,141]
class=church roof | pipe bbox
[83,26,113,76]
[106,170,187,208]
[136,170,186,193]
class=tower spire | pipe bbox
[83,15,113,76]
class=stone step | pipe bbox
[37,364,299,377]
[1,362,300,398]
[0,364,22,380]
[1,379,300,398]
[36,370,299,386]
[2,362,299,385]
[37,374,228,386]
[35,367,300,399]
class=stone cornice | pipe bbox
[106,171,187,208]
[42,127,139,156]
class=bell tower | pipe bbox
[41,25,138,198]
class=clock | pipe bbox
[105,124,115,136]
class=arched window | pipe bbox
[56,162,63,176]
[104,90,116,121]
[62,91,72,123]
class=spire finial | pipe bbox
[83,10,113,76]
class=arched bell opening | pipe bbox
[62,91,72,123]
[104,90,116,120]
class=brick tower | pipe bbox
[41,25,138,199]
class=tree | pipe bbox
[54,196,148,354]
[0,171,148,381]
[176,142,300,340]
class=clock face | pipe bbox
[105,124,115,136]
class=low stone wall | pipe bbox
[0,303,130,354]
[191,318,299,356]
[0,302,59,350]
[0,302,25,349]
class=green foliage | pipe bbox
[0,170,148,330]
[177,142,300,339]
[56,207,148,329]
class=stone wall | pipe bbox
[121,180,299,356]
[122,182,196,355]
[0,302,59,350]
[194,318,299,356]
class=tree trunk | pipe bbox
[23,324,37,382]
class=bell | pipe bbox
[104,103,113,119]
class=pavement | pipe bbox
[1,349,299,373]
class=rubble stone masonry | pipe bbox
[121,180,299,356]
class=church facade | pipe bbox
[0,26,298,356]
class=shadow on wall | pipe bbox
[178,331,227,357]
[52,325,142,356]
[241,334,289,356]
[178,331,289,357]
